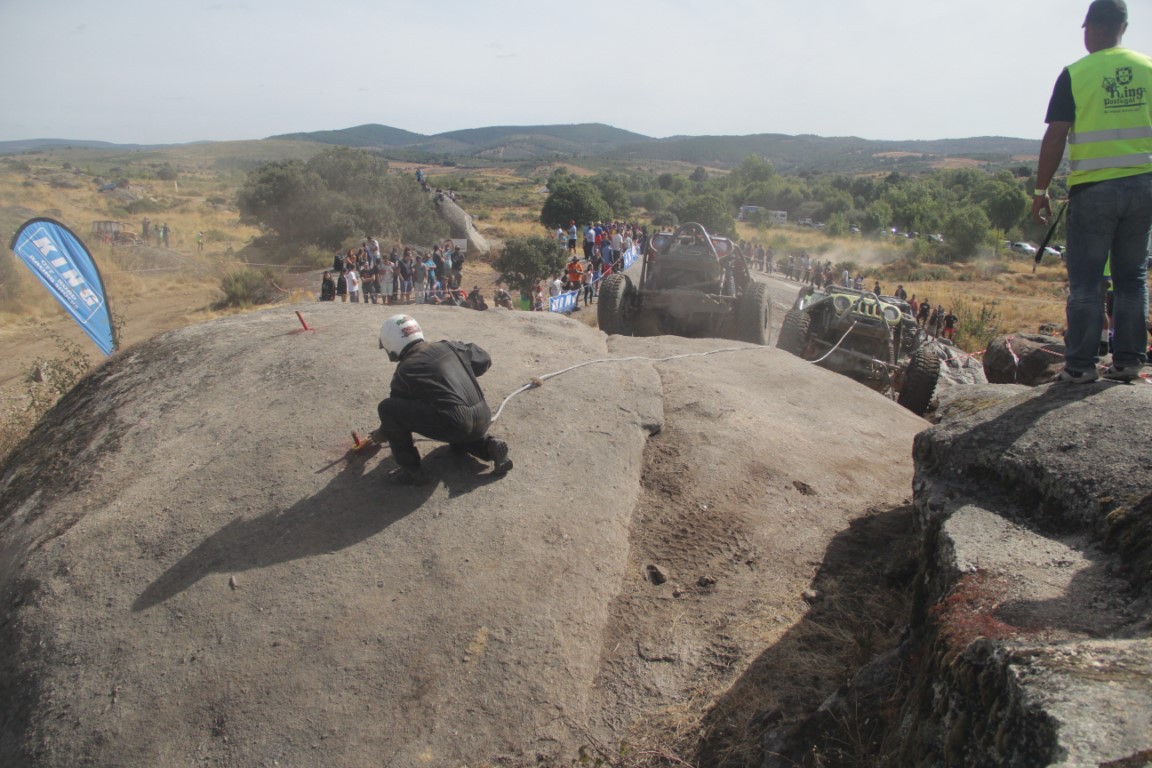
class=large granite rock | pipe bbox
[899,382,1152,766]
[433,193,490,257]
[776,381,1152,767]
[983,333,1066,386]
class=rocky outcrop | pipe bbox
[983,333,1065,386]
[775,382,1152,767]
[900,383,1152,766]
[0,304,925,768]
[433,193,490,257]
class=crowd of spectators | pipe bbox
[525,221,649,311]
[319,236,487,309]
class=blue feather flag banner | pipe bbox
[9,218,117,356]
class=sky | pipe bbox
[1,0,1150,146]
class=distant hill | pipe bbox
[264,123,1037,172]
[436,123,650,153]
[612,134,1039,173]
[0,138,163,153]
[267,124,427,147]
[0,124,1040,174]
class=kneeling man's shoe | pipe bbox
[486,437,513,475]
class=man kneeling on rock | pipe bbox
[373,314,513,485]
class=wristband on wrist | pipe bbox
[1033,188,1049,197]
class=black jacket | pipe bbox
[390,340,491,408]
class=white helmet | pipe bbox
[379,314,424,361]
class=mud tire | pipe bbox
[897,344,942,416]
[776,308,812,355]
[597,273,632,336]
[735,282,773,345]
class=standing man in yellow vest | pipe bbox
[1032,0,1152,383]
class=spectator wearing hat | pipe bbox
[1032,0,1152,383]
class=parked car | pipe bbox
[1010,242,1038,256]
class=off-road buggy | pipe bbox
[775,284,943,415]
[596,222,772,345]
[90,220,139,246]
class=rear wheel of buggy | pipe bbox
[776,308,811,355]
[735,282,773,345]
[597,273,632,335]
[897,344,941,417]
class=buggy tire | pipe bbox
[597,273,632,336]
[898,344,941,416]
[776,308,811,355]
[735,281,773,345]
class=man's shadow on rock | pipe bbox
[924,381,1115,469]
[133,445,501,611]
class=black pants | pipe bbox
[377,398,494,468]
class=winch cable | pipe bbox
[490,344,766,423]
[808,321,860,365]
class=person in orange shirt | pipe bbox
[565,255,585,307]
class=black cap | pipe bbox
[1084,0,1127,26]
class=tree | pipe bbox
[539,180,613,228]
[590,174,631,219]
[547,167,571,190]
[237,159,326,245]
[819,190,854,221]
[734,155,776,184]
[494,236,569,296]
[980,181,1029,233]
[236,148,444,255]
[942,205,992,259]
[307,146,388,195]
[690,166,709,183]
[860,200,893,234]
[673,194,736,238]
[657,172,687,193]
[641,189,673,213]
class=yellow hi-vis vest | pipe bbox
[1067,47,1152,187]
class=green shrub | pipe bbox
[952,296,1005,351]
[215,268,282,309]
[493,236,567,295]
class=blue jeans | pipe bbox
[1064,172,1152,372]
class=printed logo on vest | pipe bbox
[1103,67,1146,110]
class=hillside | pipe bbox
[268,123,427,147]
[612,133,1039,173]
[0,124,1040,174]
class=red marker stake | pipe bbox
[295,311,311,331]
